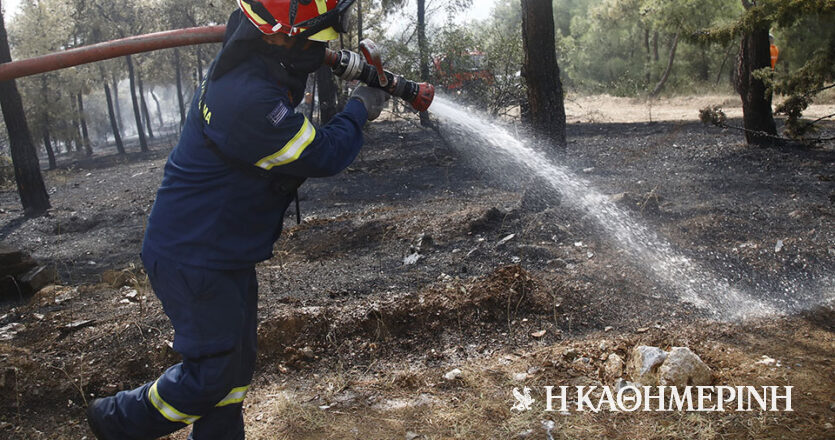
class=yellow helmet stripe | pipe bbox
[238,0,268,26]
[314,0,329,15]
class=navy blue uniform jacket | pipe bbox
[143,55,368,269]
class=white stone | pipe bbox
[443,368,462,381]
[659,347,712,387]
[626,345,667,386]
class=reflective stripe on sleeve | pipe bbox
[215,385,250,407]
[255,117,317,170]
[148,380,201,425]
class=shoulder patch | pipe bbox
[267,102,290,127]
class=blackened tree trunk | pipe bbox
[111,73,124,137]
[137,72,154,139]
[417,0,431,126]
[357,0,363,44]
[0,3,50,215]
[42,129,56,170]
[104,81,125,154]
[125,55,148,152]
[40,77,56,169]
[736,1,777,146]
[521,0,567,147]
[77,93,92,156]
[174,48,186,127]
[196,47,204,84]
[316,65,338,124]
[150,88,164,127]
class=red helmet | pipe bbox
[237,0,355,42]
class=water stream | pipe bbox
[430,97,829,320]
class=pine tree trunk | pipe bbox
[650,33,679,97]
[196,48,204,85]
[77,93,92,156]
[0,5,50,215]
[104,81,125,154]
[417,0,431,127]
[357,0,363,44]
[40,77,57,169]
[652,31,660,61]
[137,71,154,139]
[125,55,148,152]
[521,0,567,147]
[42,129,56,170]
[111,73,124,137]
[316,65,338,124]
[174,48,186,127]
[150,88,164,128]
[736,1,777,146]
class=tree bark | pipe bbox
[650,33,679,97]
[0,5,50,215]
[736,1,777,146]
[39,76,56,169]
[196,47,204,85]
[104,81,125,154]
[174,48,186,127]
[77,92,92,156]
[150,88,164,128]
[137,71,154,139]
[111,73,124,137]
[417,0,431,126]
[316,65,338,124]
[521,0,567,147]
[652,31,660,61]
[42,128,56,170]
[357,0,363,45]
[125,55,148,152]
[644,28,652,83]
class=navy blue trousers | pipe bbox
[93,250,258,439]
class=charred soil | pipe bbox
[0,106,833,439]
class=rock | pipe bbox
[405,431,423,440]
[563,348,578,361]
[403,253,422,265]
[59,319,96,334]
[513,372,528,381]
[659,347,712,387]
[604,326,613,332]
[19,265,57,295]
[530,330,546,338]
[615,378,640,394]
[626,345,667,386]
[443,368,462,381]
[0,244,24,266]
[0,323,25,340]
[603,354,624,382]
[775,240,784,253]
[516,429,534,438]
[497,234,516,247]
[102,269,135,287]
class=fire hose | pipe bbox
[0,25,434,112]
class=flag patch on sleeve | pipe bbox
[267,102,290,127]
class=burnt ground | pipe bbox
[0,105,833,439]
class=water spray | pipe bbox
[0,27,434,111]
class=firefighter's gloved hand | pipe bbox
[350,86,390,122]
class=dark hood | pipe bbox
[211,10,326,106]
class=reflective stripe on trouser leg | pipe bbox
[216,385,250,407]
[148,380,201,424]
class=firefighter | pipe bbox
[86,1,387,439]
